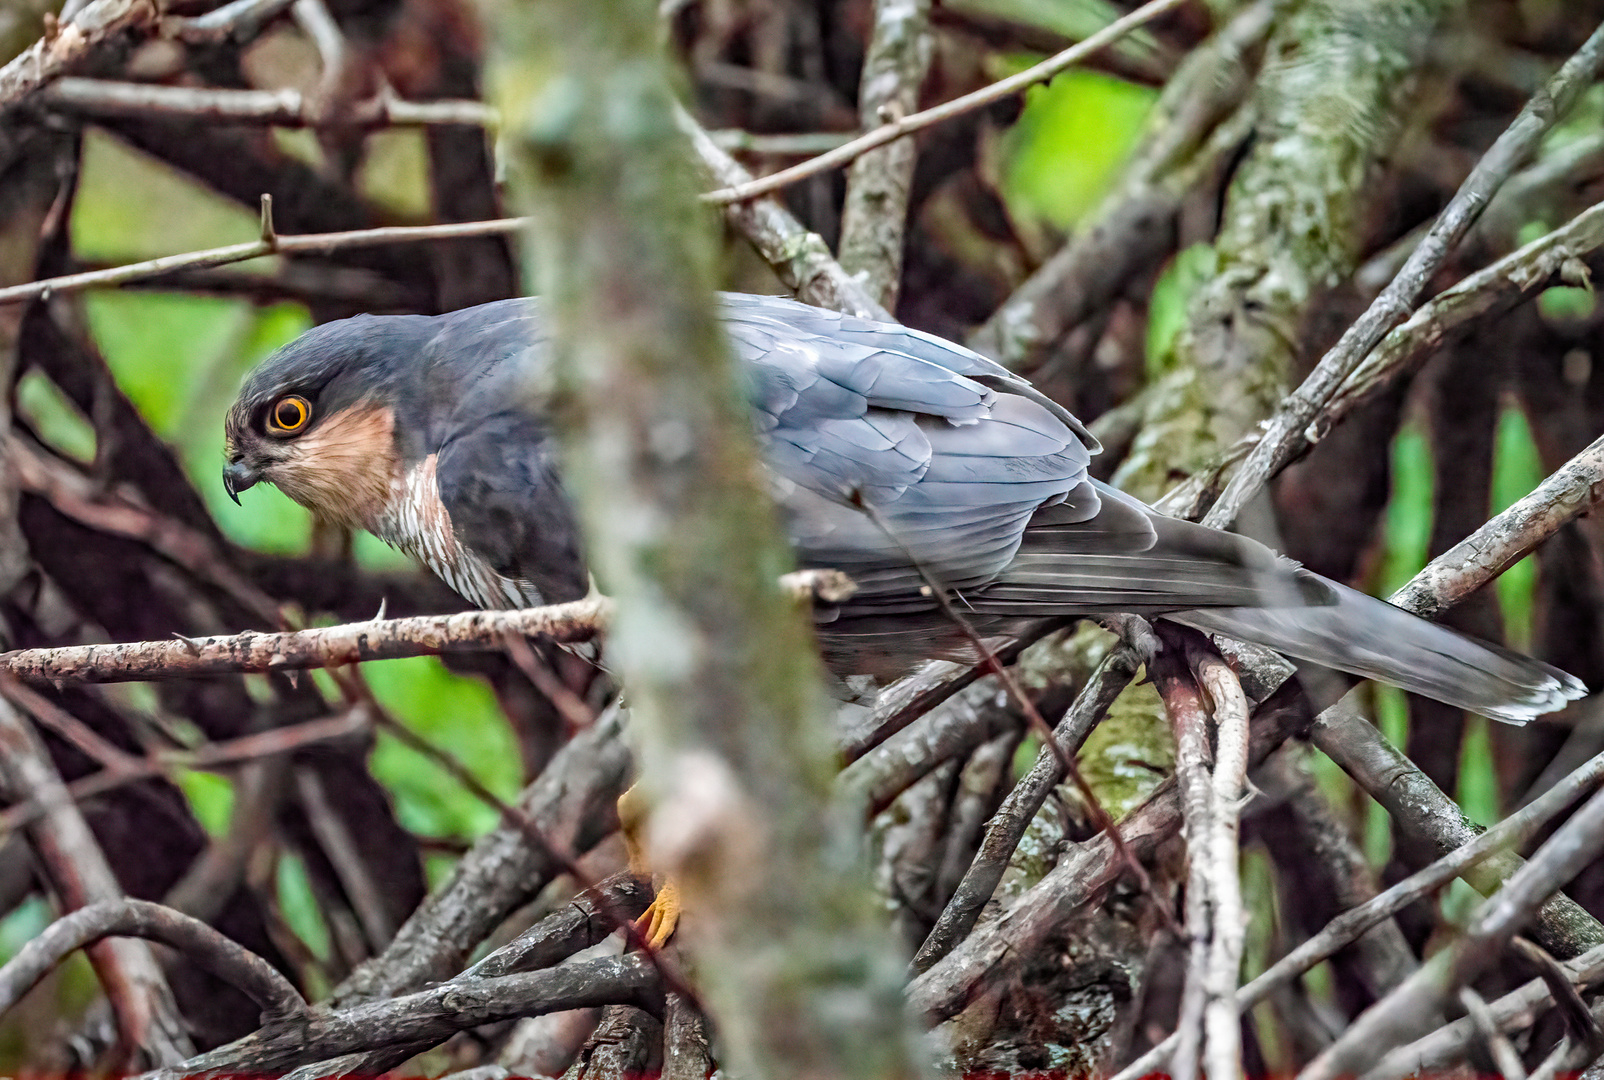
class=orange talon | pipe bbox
[619,783,682,949]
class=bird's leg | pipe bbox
[617,782,681,949]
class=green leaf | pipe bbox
[1000,69,1158,230]
[176,769,236,837]
[366,656,523,841]
[277,850,332,962]
[1491,404,1542,652]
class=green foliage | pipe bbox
[16,370,96,462]
[1491,404,1543,652]
[367,656,523,840]
[176,769,237,837]
[277,850,332,961]
[999,68,1158,230]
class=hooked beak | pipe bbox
[223,460,261,505]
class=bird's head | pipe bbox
[225,314,428,529]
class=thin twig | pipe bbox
[0,217,531,307]
[702,0,1189,205]
[1201,18,1604,529]
[707,129,854,156]
[0,710,369,834]
[0,898,307,1024]
[1298,782,1604,1080]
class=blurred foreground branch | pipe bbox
[482,0,919,1076]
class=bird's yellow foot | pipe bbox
[618,782,681,949]
[633,878,680,950]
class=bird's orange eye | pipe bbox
[268,395,311,435]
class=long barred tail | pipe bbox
[1174,574,1584,726]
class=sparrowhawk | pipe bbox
[223,293,1584,725]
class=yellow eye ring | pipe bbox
[268,395,311,435]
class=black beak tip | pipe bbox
[223,461,258,505]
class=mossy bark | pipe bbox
[478,1,918,1076]
[1096,0,1459,809]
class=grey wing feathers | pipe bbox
[414,293,1582,725]
[720,294,1096,599]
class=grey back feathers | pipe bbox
[237,293,1585,724]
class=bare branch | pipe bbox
[702,0,1189,205]
[161,0,297,45]
[1460,987,1528,1080]
[1390,431,1604,620]
[0,696,193,1066]
[968,0,1277,367]
[1153,637,1214,1080]
[0,0,157,113]
[0,568,843,685]
[1201,18,1604,529]
[0,596,611,683]
[0,898,308,1024]
[1157,197,1604,520]
[330,707,628,1005]
[836,0,932,309]
[465,872,653,978]
[140,954,661,1078]
[1366,941,1604,1080]
[1191,640,1251,1080]
[38,77,495,128]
